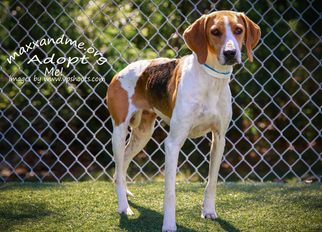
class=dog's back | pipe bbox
[107,57,185,126]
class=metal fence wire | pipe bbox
[0,0,321,183]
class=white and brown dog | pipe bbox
[107,11,260,231]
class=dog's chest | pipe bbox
[187,82,231,138]
[188,98,221,138]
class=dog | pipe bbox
[106,10,260,231]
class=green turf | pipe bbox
[0,181,321,231]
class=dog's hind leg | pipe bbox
[123,110,157,196]
[112,121,134,215]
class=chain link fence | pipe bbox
[0,0,321,183]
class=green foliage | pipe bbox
[0,0,321,182]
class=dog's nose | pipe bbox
[223,50,237,60]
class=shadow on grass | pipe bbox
[216,218,241,232]
[119,201,239,232]
[119,201,197,232]
[0,202,53,231]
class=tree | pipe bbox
[0,0,321,182]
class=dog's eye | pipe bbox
[211,29,220,36]
[235,28,243,34]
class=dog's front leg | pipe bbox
[202,131,225,219]
[162,123,191,232]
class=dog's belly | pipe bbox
[188,120,217,138]
[153,108,214,138]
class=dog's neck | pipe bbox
[201,63,232,79]
[205,51,233,74]
[193,53,232,79]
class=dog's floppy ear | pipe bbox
[240,13,261,62]
[183,15,209,64]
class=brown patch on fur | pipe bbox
[131,57,184,119]
[138,110,157,133]
[205,12,230,57]
[184,15,209,64]
[240,14,261,62]
[184,11,260,63]
[165,60,183,117]
[107,75,129,126]
[130,62,154,111]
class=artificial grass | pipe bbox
[0,181,321,231]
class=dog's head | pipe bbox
[183,11,261,65]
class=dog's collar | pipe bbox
[193,53,232,79]
[201,63,232,79]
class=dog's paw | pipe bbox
[201,210,217,219]
[162,225,177,232]
[162,221,177,232]
[126,189,134,197]
[118,207,133,215]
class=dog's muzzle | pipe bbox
[223,40,238,65]
[223,50,237,64]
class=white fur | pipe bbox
[111,13,243,232]
[220,16,242,64]
[162,54,232,231]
